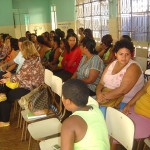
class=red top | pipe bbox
[62,46,82,73]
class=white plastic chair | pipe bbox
[50,75,62,97]
[87,96,99,107]
[144,138,150,149]
[19,69,54,140]
[144,69,150,82]
[26,75,63,149]
[50,75,64,118]
[39,137,61,150]
[106,107,135,150]
[44,69,53,87]
[28,118,62,140]
[36,96,99,150]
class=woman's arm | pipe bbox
[81,69,99,84]
[103,48,114,65]
[49,48,61,65]
[103,63,142,100]
[122,79,150,115]
[71,72,77,79]
[96,65,110,102]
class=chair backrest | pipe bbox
[87,96,99,107]
[51,75,62,97]
[106,107,135,150]
[44,69,53,87]
[28,118,62,140]
[144,69,150,82]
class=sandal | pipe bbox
[0,93,7,102]
[0,122,10,127]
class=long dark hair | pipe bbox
[65,33,78,53]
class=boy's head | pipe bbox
[62,79,89,109]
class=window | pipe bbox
[119,0,150,42]
[51,5,57,31]
[76,0,109,42]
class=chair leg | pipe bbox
[25,122,28,141]
[28,135,32,150]
[21,120,25,141]
[19,114,23,128]
[17,107,21,128]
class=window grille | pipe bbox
[76,0,109,42]
[119,0,150,42]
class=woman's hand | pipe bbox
[2,71,11,78]
[96,92,108,103]
[0,78,7,84]
[122,104,131,115]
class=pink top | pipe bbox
[62,46,82,74]
[103,59,144,103]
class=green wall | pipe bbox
[0,0,13,26]
[50,0,75,22]
[109,0,118,18]
[12,0,50,24]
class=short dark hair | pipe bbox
[18,37,28,42]
[10,38,19,51]
[101,34,113,47]
[67,28,74,35]
[113,39,134,53]
[79,27,84,32]
[121,35,132,42]
[37,35,49,47]
[83,28,94,40]
[82,37,97,54]
[62,79,89,107]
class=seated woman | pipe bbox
[72,37,104,96]
[97,34,114,66]
[0,34,11,62]
[37,35,51,62]
[0,40,44,127]
[96,39,144,116]
[49,38,66,73]
[43,36,61,68]
[30,33,40,51]
[55,33,82,82]
[0,38,19,76]
[42,32,51,48]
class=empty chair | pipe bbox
[87,96,99,107]
[28,118,62,140]
[106,107,135,150]
[39,137,61,150]
[144,69,150,82]
[44,69,53,87]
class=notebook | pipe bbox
[27,112,47,119]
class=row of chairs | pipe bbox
[27,102,136,149]
[13,69,150,150]
[13,69,64,149]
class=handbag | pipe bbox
[6,80,19,89]
[99,88,124,108]
[18,83,56,115]
[28,83,54,115]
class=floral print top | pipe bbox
[11,57,44,90]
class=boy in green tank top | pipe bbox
[61,79,110,150]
